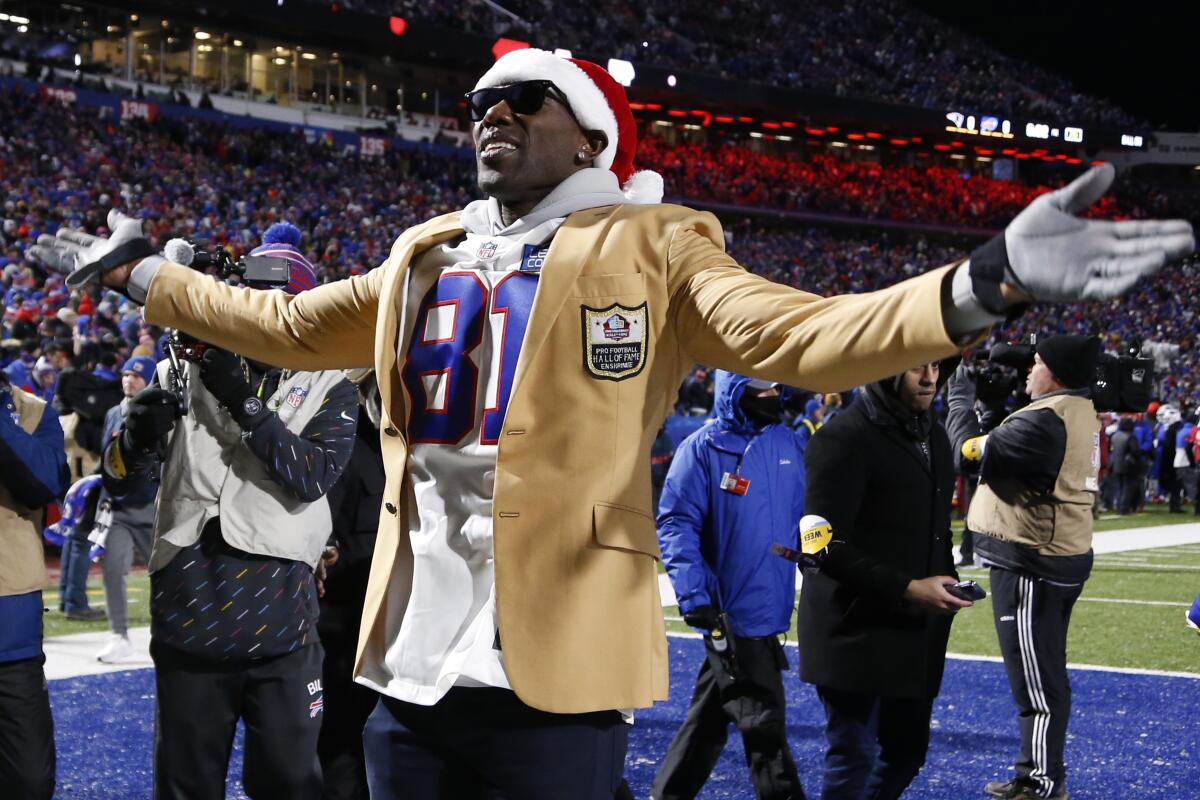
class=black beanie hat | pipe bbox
[1036,335,1101,390]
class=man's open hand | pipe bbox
[26,209,154,291]
[993,164,1194,304]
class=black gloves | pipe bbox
[682,604,721,631]
[121,387,182,454]
[199,348,267,429]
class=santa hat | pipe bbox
[250,222,317,295]
[473,48,663,205]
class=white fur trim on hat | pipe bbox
[474,48,618,172]
[623,170,664,205]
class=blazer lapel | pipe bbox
[508,207,611,397]
[375,213,465,433]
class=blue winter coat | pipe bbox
[657,371,805,637]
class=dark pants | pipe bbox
[990,567,1083,798]
[0,656,55,800]
[363,687,628,800]
[653,635,803,800]
[316,605,377,800]
[151,640,325,800]
[58,527,94,612]
[815,686,934,800]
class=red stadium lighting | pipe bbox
[781,121,796,128]
[738,116,753,123]
[826,126,840,133]
[714,115,735,123]
[690,110,712,126]
[889,138,908,146]
[388,16,407,36]
[865,131,882,139]
[629,102,646,110]
[950,141,964,148]
[491,38,530,60]
[645,103,663,110]
[933,144,951,151]
[763,122,781,129]
[1055,154,1069,160]
[1090,160,1108,166]
[910,136,922,143]
[805,128,826,136]
[975,147,994,155]
[667,109,687,117]
[846,133,865,140]
[1065,157,1083,164]
[1002,148,1018,156]
[1015,153,1031,159]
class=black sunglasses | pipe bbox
[464,79,575,122]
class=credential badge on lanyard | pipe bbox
[720,472,750,496]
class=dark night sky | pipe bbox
[909,1,1200,131]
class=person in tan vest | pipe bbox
[949,335,1102,800]
[0,375,70,800]
[28,47,1194,799]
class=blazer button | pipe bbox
[385,502,397,515]
[384,426,399,437]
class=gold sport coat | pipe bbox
[144,202,971,713]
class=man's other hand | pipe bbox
[122,387,182,454]
[27,209,155,291]
[993,164,1194,304]
[682,604,721,631]
[903,576,973,615]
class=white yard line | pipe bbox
[43,627,153,681]
[664,633,1200,679]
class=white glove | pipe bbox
[26,209,156,289]
[970,164,1195,308]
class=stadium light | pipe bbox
[195,31,211,40]
[389,16,407,36]
[607,58,635,87]
[667,74,676,87]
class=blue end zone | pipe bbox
[48,636,1199,798]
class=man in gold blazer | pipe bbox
[31,49,1193,799]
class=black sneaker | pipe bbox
[985,778,1067,799]
[65,607,107,622]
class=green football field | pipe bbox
[44,506,1200,674]
[664,505,1200,675]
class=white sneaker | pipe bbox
[96,634,134,664]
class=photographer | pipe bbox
[0,371,70,800]
[101,226,358,800]
[948,335,1101,800]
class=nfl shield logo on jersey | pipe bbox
[286,386,309,408]
[581,302,648,381]
[478,241,498,260]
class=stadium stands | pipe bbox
[314,0,1143,127]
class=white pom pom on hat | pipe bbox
[474,48,664,205]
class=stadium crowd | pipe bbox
[3,84,1197,407]
[322,0,1141,128]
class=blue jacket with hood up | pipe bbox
[657,370,805,637]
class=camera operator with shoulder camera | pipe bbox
[0,370,70,800]
[100,224,359,800]
[951,342,1035,566]
[947,335,1101,800]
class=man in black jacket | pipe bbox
[948,335,1101,800]
[798,360,971,800]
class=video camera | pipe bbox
[971,335,1154,414]
[967,340,1035,406]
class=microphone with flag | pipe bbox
[772,514,837,569]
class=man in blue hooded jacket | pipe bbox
[653,370,806,800]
